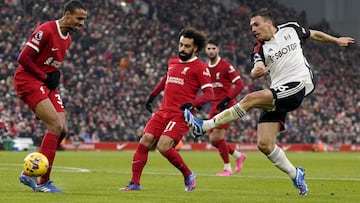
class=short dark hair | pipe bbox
[207,38,220,47]
[250,8,273,21]
[64,0,86,14]
[178,27,208,53]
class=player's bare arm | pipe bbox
[250,61,269,78]
[309,30,355,46]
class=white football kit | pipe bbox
[252,22,315,96]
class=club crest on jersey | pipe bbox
[181,67,190,75]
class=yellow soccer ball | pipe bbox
[23,152,49,177]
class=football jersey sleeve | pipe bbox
[26,24,50,53]
[251,40,265,64]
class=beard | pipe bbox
[178,50,193,61]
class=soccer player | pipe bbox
[15,0,87,193]
[205,39,247,176]
[184,8,355,195]
[120,27,213,191]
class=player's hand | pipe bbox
[217,96,231,111]
[251,61,268,78]
[145,94,156,113]
[180,102,193,110]
[44,71,60,90]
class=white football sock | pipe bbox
[267,145,297,179]
[232,150,241,159]
[203,103,246,131]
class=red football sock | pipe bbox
[227,143,235,154]
[38,132,59,184]
[216,139,230,164]
[131,143,149,185]
[161,147,192,177]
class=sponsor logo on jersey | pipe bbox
[269,43,297,62]
[44,57,62,68]
[166,76,184,85]
[212,82,223,88]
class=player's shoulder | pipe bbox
[193,57,207,66]
[219,58,232,67]
[277,21,310,38]
[278,21,301,30]
[168,56,179,64]
[37,20,56,30]
[33,21,55,36]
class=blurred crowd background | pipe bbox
[1,0,359,147]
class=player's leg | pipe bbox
[34,98,64,193]
[257,122,297,175]
[157,135,195,191]
[157,116,195,191]
[210,128,233,176]
[257,122,307,195]
[121,115,160,191]
[184,89,274,134]
[227,142,247,173]
[15,77,62,192]
[57,112,67,148]
[128,133,156,189]
[257,82,308,195]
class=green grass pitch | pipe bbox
[0,150,359,203]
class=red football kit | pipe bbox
[14,20,71,112]
[144,56,213,142]
[208,57,244,129]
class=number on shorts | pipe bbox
[55,94,64,109]
[164,121,176,132]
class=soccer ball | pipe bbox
[23,152,49,177]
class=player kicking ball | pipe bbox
[184,8,354,195]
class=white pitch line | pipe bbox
[0,163,91,173]
[92,169,360,182]
[1,163,360,182]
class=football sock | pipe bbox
[131,143,149,185]
[267,145,297,179]
[39,132,58,184]
[203,103,246,131]
[161,147,192,177]
[231,150,242,159]
[224,163,232,171]
[215,139,230,164]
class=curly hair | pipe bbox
[178,27,208,53]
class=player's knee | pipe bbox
[139,134,154,147]
[62,126,68,136]
[156,143,170,153]
[47,122,64,135]
[241,94,256,107]
[209,138,218,146]
[257,141,272,155]
[156,139,173,153]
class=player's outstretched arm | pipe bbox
[309,30,355,46]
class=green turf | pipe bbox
[0,150,359,203]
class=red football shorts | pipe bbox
[14,71,64,113]
[143,113,189,143]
